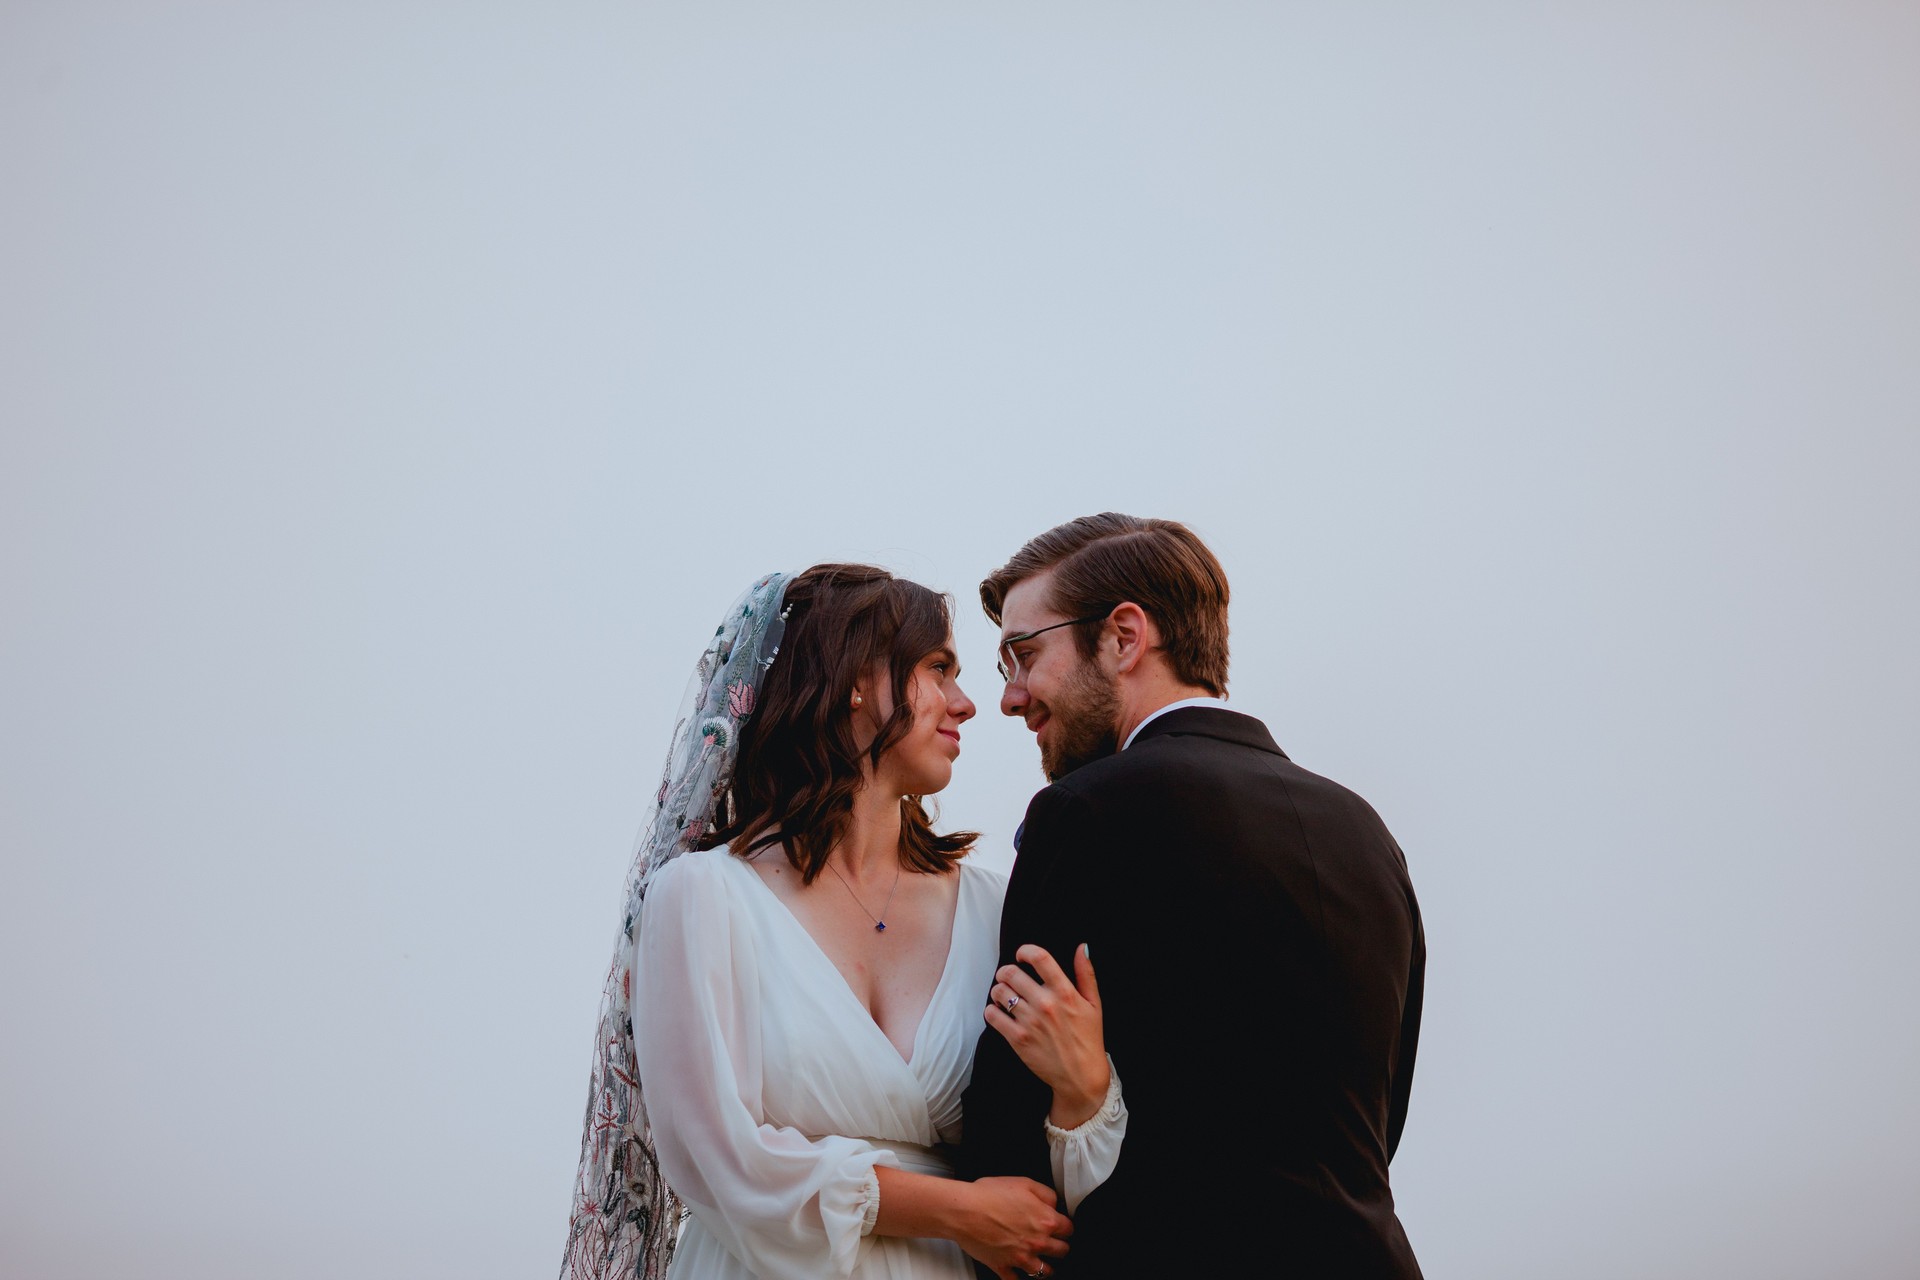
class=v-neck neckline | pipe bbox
[736,853,969,1070]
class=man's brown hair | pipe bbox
[980,513,1230,695]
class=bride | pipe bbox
[561,565,1115,1280]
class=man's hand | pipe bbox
[984,942,1110,1128]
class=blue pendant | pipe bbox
[875,922,887,932]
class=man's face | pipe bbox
[997,573,1121,781]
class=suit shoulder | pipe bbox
[1264,759,1415,878]
[1041,731,1264,813]
[1269,757,1396,825]
[1040,746,1167,803]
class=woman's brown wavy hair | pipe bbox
[706,563,978,883]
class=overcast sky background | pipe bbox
[3,4,1917,1278]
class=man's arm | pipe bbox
[1387,894,1425,1161]
[958,786,1106,1190]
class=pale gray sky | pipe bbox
[3,4,1916,1278]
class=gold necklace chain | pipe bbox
[825,858,902,933]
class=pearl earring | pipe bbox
[852,694,863,706]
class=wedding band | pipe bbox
[1003,995,1020,1013]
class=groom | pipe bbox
[959,514,1425,1278]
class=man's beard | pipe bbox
[1039,660,1122,781]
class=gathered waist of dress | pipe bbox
[846,1137,955,1178]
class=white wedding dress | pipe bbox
[632,845,1005,1280]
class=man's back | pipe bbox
[962,707,1424,1277]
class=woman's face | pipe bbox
[861,636,976,797]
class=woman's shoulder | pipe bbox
[637,846,778,963]
[957,855,1009,893]
[955,856,1009,918]
[645,844,755,910]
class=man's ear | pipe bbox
[1107,602,1155,675]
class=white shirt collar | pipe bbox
[1122,696,1233,750]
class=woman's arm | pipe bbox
[984,942,1129,1213]
[1040,1061,1127,1215]
[633,857,892,1280]
[984,943,1111,1127]
[873,1167,1071,1280]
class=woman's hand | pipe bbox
[984,943,1110,1129]
[873,1166,1068,1276]
[952,1176,1073,1280]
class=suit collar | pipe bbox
[1127,705,1288,758]
[1122,695,1232,749]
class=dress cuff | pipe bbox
[1043,1056,1126,1141]
[857,1167,882,1237]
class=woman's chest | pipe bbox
[748,910,995,1141]
[756,870,961,1056]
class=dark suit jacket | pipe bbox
[958,708,1424,1278]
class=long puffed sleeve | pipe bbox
[1043,1056,1128,1214]
[632,854,896,1279]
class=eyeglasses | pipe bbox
[995,612,1112,683]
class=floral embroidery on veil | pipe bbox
[560,573,791,1280]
